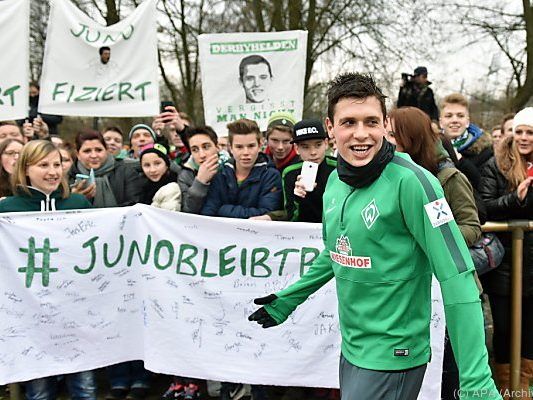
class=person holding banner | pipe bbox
[249,73,501,400]
[0,140,95,400]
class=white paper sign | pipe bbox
[38,0,159,117]
[0,205,443,399]
[199,31,307,134]
[0,0,29,120]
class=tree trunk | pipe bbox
[512,1,533,110]
[105,0,119,25]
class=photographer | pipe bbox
[397,66,439,121]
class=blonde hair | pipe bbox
[11,140,69,198]
[495,135,527,190]
[440,93,469,110]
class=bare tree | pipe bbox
[442,1,532,111]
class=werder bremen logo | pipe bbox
[361,199,380,229]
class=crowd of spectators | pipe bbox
[0,73,531,400]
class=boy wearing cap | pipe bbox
[127,124,157,160]
[264,112,299,171]
[283,119,336,222]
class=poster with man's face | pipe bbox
[199,31,307,134]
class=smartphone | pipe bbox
[527,163,533,178]
[300,161,319,192]
[160,101,174,113]
[74,173,90,188]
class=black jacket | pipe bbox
[397,82,439,121]
[282,156,337,222]
[479,157,533,296]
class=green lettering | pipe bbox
[118,82,134,101]
[216,114,228,122]
[101,84,117,101]
[70,23,88,37]
[74,236,99,274]
[52,82,68,101]
[85,28,101,43]
[251,247,271,277]
[102,33,116,44]
[154,240,174,270]
[74,87,97,102]
[300,247,320,276]
[240,248,247,276]
[200,248,216,277]
[273,248,299,276]
[3,85,20,106]
[127,235,152,266]
[177,244,198,276]
[66,84,75,103]
[122,25,134,40]
[103,235,124,268]
[219,245,236,277]
[134,81,151,101]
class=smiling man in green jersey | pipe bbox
[249,73,501,400]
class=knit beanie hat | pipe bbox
[512,107,533,133]
[139,143,170,167]
[128,124,157,142]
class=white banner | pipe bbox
[0,0,29,121]
[0,205,443,399]
[199,31,307,134]
[38,0,159,117]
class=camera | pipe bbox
[401,73,413,85]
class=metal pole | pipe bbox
[510,226,524,400]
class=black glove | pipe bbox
[248,294,278,328]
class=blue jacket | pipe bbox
[201,153,282,218]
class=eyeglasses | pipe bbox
[2,151,20,158]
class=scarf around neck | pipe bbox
[77,154,118,208]
[337,139,395,189]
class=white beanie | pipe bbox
[512,107,533,133]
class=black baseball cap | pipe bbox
[291,119,328,144]
[413,66,428,76]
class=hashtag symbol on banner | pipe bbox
[18,237,59,288]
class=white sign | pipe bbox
[0,205,443,400]
[38,0,159,117]
[199,31,307,134]
[0,0,29,120]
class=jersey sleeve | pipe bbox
[399,168,500,399]
[264,216,334,324]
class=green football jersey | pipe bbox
[265,152,500,399]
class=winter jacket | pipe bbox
[69,159,146,207]
[201,153,282,218]
[0,187,91,212]
[264,152,498,398]
[265,146,300,171]
[151,182,182,212]
[437,161,481,247]
[282,156,337,222]
[457,129,494,186]
[397,82,439,121]
[479,146,533,296]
